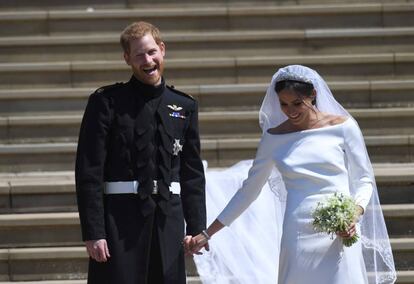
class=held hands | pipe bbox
[183,233,210,256]
[85,239,111,262]
[183,220,224,256]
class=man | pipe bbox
[75,21,206,284]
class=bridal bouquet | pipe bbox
[311,192,359,247]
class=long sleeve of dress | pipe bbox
[217,133,275,226]
[343,119,374,212]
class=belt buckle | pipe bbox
[152,180,159,194]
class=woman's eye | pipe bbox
[294,102,302,106]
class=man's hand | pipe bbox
[85,239,111,262]
[183,235,209,256]
[183,235,194,256]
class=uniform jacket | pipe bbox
[75,76,206,283]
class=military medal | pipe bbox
[168,104,186,119]
[172,139,183,156]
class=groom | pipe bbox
[75,21,207,283]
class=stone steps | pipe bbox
[0,176,77,213]
[1,273,414,284]
[1,27,414,62]
[399,271,414,284]
[0,163,412,213]
[0,52,413,89]
[0,204,412,248]
[1,108,414,144]
[0,133,413,171]
[1,80,414,114]
[0,246,199,281]
[0,281,87,284]
[0,239,411,281]
[0,281,201,284]
[0,3,412,36]
[0,0,407,11]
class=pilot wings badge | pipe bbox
[167,104,183,111]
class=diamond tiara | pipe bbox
[275,70,313,85]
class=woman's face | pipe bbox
[278,89,314,125]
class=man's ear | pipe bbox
[159,41,166,57]
[123,52,131,66]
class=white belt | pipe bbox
[104,181,181,195]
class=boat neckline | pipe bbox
[267,117,351,136]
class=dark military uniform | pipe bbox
[75,76,206,284]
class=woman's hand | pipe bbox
[336,222,357,239]
[336,205,363,239]
[190,233,210,255]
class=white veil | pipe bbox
[194,160,284,283]
[194,65,396,284]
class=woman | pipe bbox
[188,65,396,283]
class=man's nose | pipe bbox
[143,54,152,63]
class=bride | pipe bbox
[187,65,396,284]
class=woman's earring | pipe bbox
[311,98,316,105]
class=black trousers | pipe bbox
[87,194,186,284]
[147,209,164,284]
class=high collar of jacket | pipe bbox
[129,75,165,99]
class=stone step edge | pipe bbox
[0,272,412,283]
[2,107,414,127]
[0,237,412,259]
[0,2,412,21]
[396,271,414,283]
[0,162,411,175]
[1,52,413,72]
[0,204,412,226]
[0,166,413,196]
[1,27,414,47]
[0,277,201,283]
[0,281,87,284]
[1,132,414,155]
[0,134,413,154]
[1,80,414,101]
[0,161,412,180]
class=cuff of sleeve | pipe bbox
[353,181,374,213]
[82,230,106,242]
[355,197,369,213]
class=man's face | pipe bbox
[124,34,165,86]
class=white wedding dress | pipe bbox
[216,118,372,284]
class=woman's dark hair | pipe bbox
[275,80,314,97]
[275,80,316,105]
